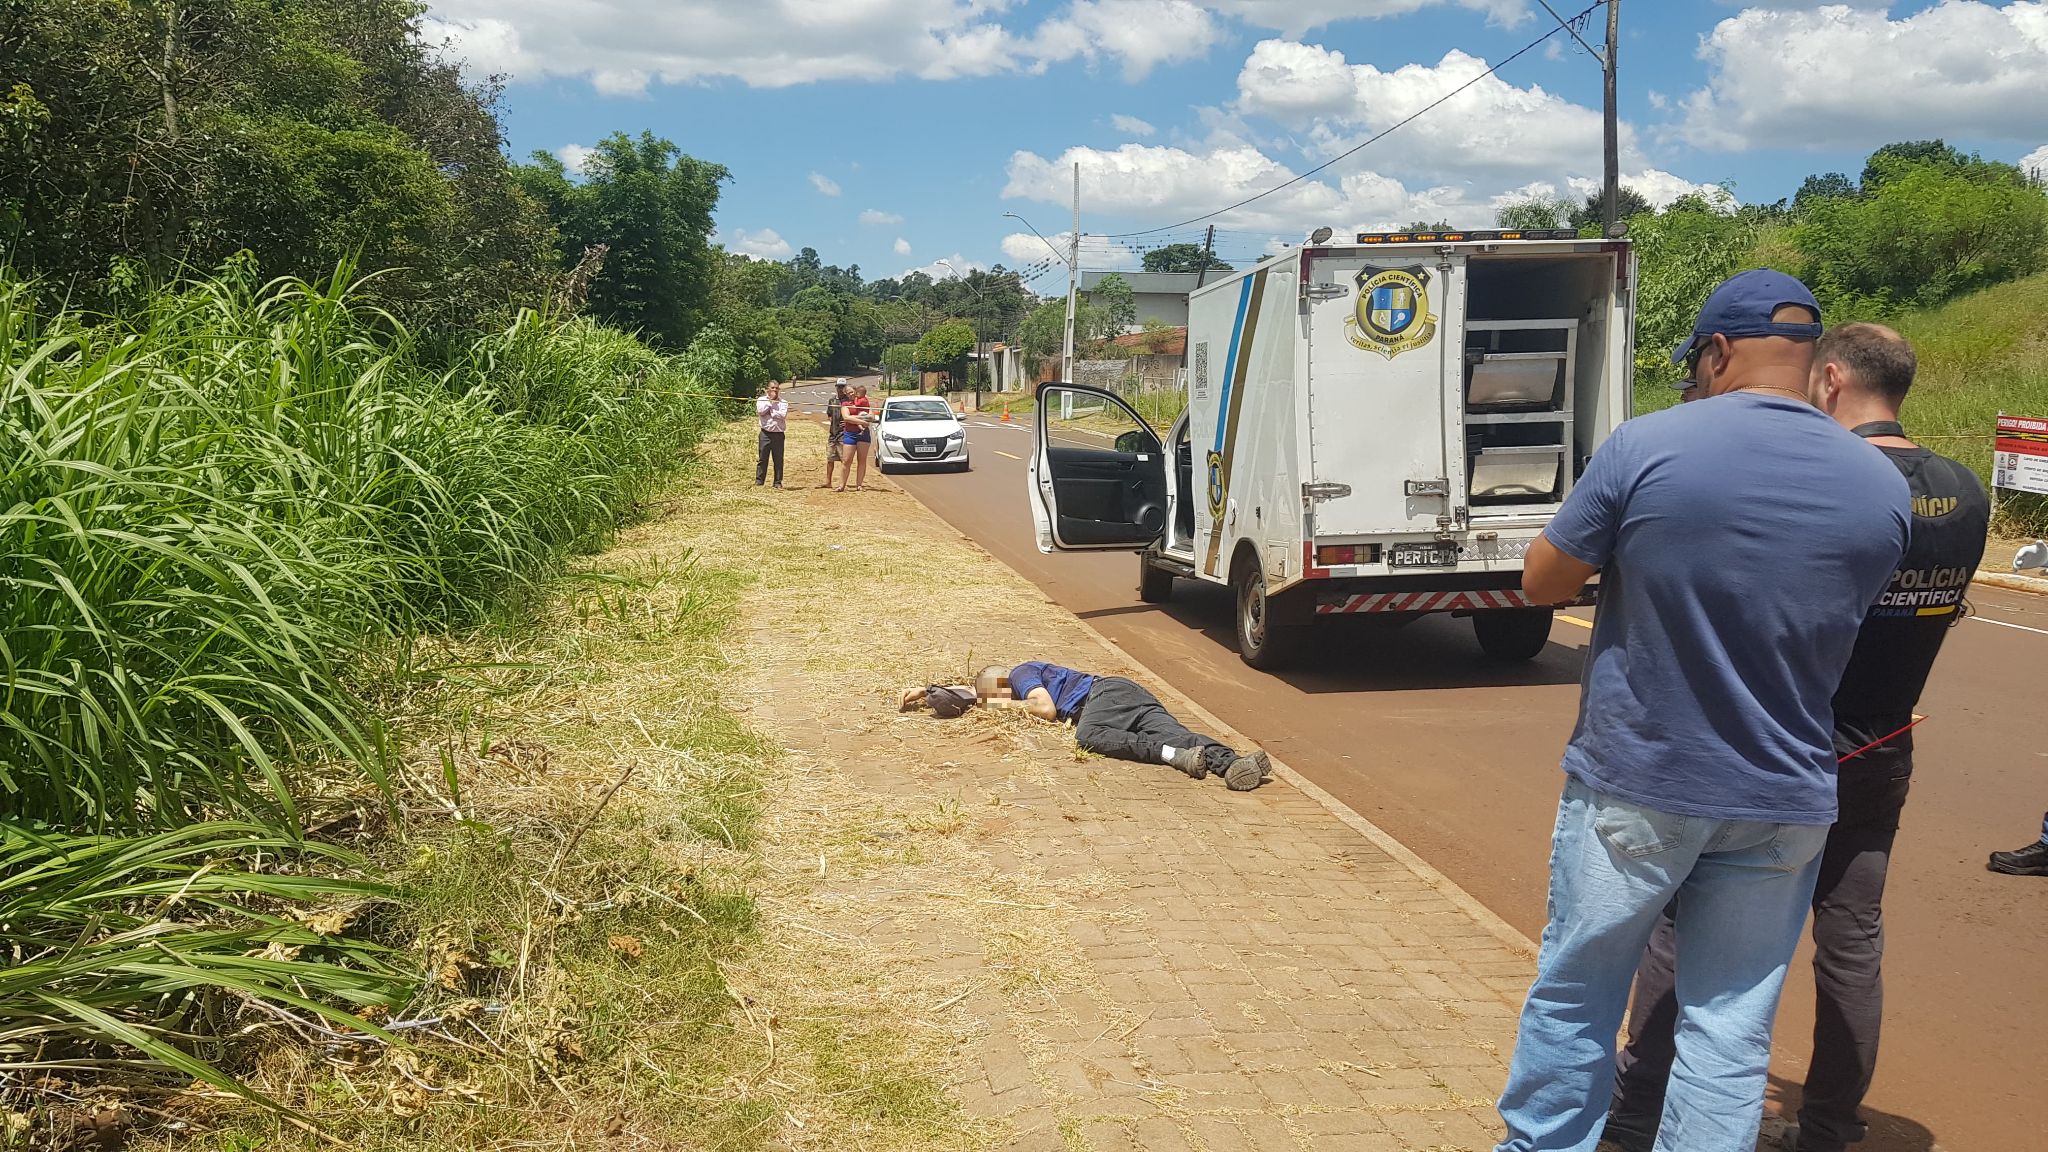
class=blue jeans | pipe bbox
[1494,777,1830,1152]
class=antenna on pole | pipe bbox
[1061,162,1080,383]
[1602,0,1621,233]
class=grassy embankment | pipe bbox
[0,268,913,1147]
[1635,269,2048,535]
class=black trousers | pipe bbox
[1073,677,1233,773]
[1605,748,1913,1152]
[755,430,784,485]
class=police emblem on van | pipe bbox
[1346,265,1438,359]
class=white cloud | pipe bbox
[1203,0,1528,39]
[1002,231,1070,265]
[808,171,842,197]
[422,0,1227,93]
[904,254,986,280]
[554,143,595,174]
[1678,2,2048,150]
[1026,0,1220,80]
[1005,141,1728,241]
[1647,90,1668,112]
[860,208,905,225]
[726,228,793,260]
[894,237,914,256]
[2022,143,2048,178]
[1566,170,1732,210]
[1110,113,1157,137]
[1234,40,1625,184]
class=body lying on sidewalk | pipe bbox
[901,661,1272,791]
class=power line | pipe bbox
[1101,0,1605,240]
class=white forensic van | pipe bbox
[1027,228,1634,668]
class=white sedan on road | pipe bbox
[875,395,970,473]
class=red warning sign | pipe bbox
[1993,414,2048,495]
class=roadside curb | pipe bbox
[954,534,1544,961]
[1974,568,2048,597]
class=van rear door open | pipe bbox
[1302,252,1465,540]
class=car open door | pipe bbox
[1027,384,1169,553]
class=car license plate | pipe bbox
[910,444,938,456]
[1389,543,1459,568]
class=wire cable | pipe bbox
[1101,0,1605,239]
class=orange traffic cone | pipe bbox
[1002,401,1011,423]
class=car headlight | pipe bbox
[883,433,904,444]
[946,431,965,443]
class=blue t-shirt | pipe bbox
[1008,661,1097,721]
[1545,392,1909,825]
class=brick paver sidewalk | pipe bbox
[718,456,1537,1151]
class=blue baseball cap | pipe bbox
[1670,269,1823,365]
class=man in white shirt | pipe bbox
[755,381,787,488]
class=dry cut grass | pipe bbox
[129,425,1013,1152]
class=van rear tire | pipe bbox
[1138,557,1174,603]
[1474,608,1555,661]
[1234,563,1302,670]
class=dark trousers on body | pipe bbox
[1605,749,1913,1152]
[1073,677,1234,774]
[755,430,784,486]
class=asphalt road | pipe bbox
[785,378,2048,1152]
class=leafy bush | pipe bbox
[1794,157,2048,318]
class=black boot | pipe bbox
[1988,838,2048,876]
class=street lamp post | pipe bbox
[1004,207,1078,384]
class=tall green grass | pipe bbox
[0,265,725,1103]
[1628,270,2048,536]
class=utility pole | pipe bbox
[1061,162,1079,383]
[1194,224,1217,290]
[1602,0,1621,233]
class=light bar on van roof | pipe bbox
[1353,228,1581,243]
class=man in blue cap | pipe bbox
[1490,271,1912,1152]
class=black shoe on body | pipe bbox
[1167,746,1209,780]
[1988,839,2048,876]
[1222,751,1268,792]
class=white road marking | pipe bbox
[995,450,1022,461]
[1970,614,2048,637]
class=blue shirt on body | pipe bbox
[1008,661,1097,721]
[1545,392,1909,825]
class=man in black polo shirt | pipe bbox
[1600,323,1989,1152]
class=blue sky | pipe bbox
[426,1,2048,296]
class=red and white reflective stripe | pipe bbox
[1316,589,1540,614]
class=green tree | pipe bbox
[0,0,556,329]
[1142,243,1232,274]
[1085,273,1136,342]
[1793,172,1857,210]
[516,132,728,348]
[1401,220,1454,232]
[1793,155,2048,316]
[1496,198,1571,230]
[1568,187,1653,231]
[1018,297,1078,372]
[915,320,977,387]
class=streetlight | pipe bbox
[1002,213,1070,269]
[1006,192,1080,384]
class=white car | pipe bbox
[875,395,970,473]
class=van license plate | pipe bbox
[1389,543,1459,568]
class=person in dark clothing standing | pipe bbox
[1601,324,1990,1152]
[820,379,848,489]
[900,662,1272,791]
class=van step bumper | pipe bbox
[1316,589,1592,614]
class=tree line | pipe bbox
[1497,140,2048,388]
[0,1,1045,395]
